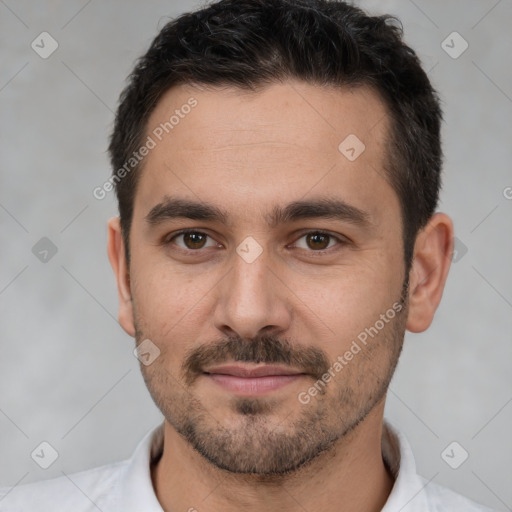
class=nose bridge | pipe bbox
[213,240,291,339]
[231,247,270,302]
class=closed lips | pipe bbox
[203,365,305,378]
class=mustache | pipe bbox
[181,334,330,386]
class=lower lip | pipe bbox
[205,373,304,395]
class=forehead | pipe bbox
[145,80,389,153]
[135,80,397,226]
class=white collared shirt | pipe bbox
[0,419,496,511]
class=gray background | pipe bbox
[1,0,511,509]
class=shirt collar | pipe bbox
[116,419,429,511]
[381,419,430,511]
[117,421,165,511]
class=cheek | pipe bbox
[292,259,400,350]
[308,260,395,304]
[132,251,206,307]
[130,263,199,339]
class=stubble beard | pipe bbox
[136,293,408,476]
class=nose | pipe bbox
[213,245,292,340]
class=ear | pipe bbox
[406,212,454,333]
[107,217,135,337]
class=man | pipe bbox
[0,0,497,510]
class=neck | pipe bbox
[151,403,395,512]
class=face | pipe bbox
[117,81,411,475]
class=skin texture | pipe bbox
[108,80,454,512]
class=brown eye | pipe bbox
[293,231,345,253]
[168,230,218,251]
[305,232,331,250]
[182,232,207,249]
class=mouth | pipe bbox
[202,364,307,395]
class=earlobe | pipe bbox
[405,213,454,333]
[107,217,136,337]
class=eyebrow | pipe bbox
[145,195,372,229]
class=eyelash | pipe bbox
[165,228,348,255]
